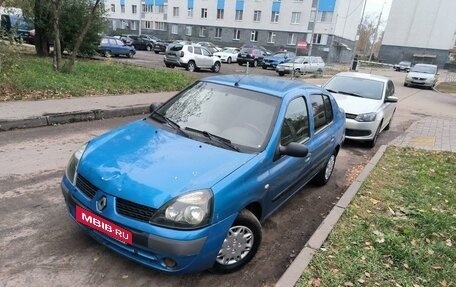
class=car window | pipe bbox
[169,44,183,51]
[325,75,384,100]
[201,47,210,56]
[311,94,332,132]
[187,46,193,53]
[101,38,109,44]
[194,47,202,55]
[281,97,309,146]
[115,39,124,45]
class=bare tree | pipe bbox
[51,0,62,70]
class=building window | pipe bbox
[171,24,178,34]
[121,5,125,13]
[312,0,318,8]
[112,19,116,30]
[250,30,258,42]
[186,26,192,36]
[142,4,153,13]
[267,32,276,43]
[217,9,224,19]
[188,8,193,17]
[143,21,152,29]
[291,12,301,24]
[132,5,137,14]
[201,8,208,18]
[131,21,137,30]
[155,21,165,30]
[111,4,115,12]
[318,11,333,22]
[173,7,179,16]
[310,11,316,22]
[313,33,322,44]
[121,20,127,29]
[235,10,243,20]
[158,5,165,13]
[271,11,279,23]
[233,29,240,40]
[253,10,261,22]
[199,26,207,37]
[287,33,297,45]
[215,28,222,38]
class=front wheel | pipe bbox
[210,209,262,274]
[238,62,244,66]
[154,51,159,54]
[227,57,232,64]
[212,62,221,73]
[252,59,258,67]
[367,122,382,148]
[313,152,337,186]
[146,45,152,51]
[127,51,134,58]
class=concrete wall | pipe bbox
[378,45,450,68]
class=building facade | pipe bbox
[103,0,363,63]
[378,0,456,67]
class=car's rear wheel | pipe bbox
[313,152,337,186]
[278,72,285,76]
[104,51,111,58]
[165,63,174,68]
[186,61,196,72]
[262,65,267,69]
[404,82,408,87]
[227,57,232,64]
[210,209,262,274]
[238,62,243,66]
[212,62,221,73]
[127,51,134,58]
[146,45,152,51]
[292,69,301,77]
[252,59,258,67]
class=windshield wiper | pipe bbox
[326,88,339,93]
[336,91,363,98]
[150,112,189,138]
[184,127,240,152]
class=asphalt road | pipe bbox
[1,65,455,287]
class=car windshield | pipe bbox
[10,15,30,30]
[411,65,436,74]
[325,75,385,100]
[222,48,236,53]
[153,81,280,153]
[399,61,411,66]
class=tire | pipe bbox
[154,51,159,54]
[238,62,244,66]
[104,51,111,58]
[212,62,221,73]
[127,51,134,58]
[252,59,258,67]
[292,69,300,77]
[262,65,267,69]
[210,209,262,274]
[367,122,382,148]
[385,110,395,131]
[227,57,232,64]
[146,45,152,51]
[186,61,196,72]
[165,64,174,68]
[403,82,408,87]
[313,152,337,186]
[278,72,285,76]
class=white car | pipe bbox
[404,63,438,89]
[324,72,398,147]
[164,43,221,72]
[213,47,240,64]
[276,56,325,76]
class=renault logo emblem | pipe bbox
[97,196,107,211]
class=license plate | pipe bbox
[76,205,133,245]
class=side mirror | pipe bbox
[279,142,309,157]
[149,103,161,113]
[385,96,398,103]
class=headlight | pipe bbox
[150,189,213,229]
[355,112,377,122]
[65,143,88,185]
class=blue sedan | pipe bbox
[98,36,136,58]
[61,75,345,274]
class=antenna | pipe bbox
[234,74,248,86]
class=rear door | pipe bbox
[200,47,214,67]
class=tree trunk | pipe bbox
[65,0,101,73]
[51,0,62,71]
[34,0,51,57]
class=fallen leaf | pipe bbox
[432,266,443,270]
[358,278,365,284]
[445,239,452,247]
[344,282,354,287]
[122,275,128,279]
[365,272,371,278]
[404,263,409,269]
[428,249,435,255]
[411,239,417,246]
[440,280,447,286]
[370,198,379,205]
[311,277,322,287]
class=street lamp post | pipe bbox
[308,0,320,56]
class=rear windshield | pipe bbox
[169,44,184,51]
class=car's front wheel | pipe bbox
[212,62,221,73]
[367,122,382,148]
[146,45,152,51]
[127,51,134,58]
[154,51,159,54]
[210,209,262,274]
[313,151,337,186]
[227,57,232,64]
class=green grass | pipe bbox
[299,147,456,287]
[0,53,194,101]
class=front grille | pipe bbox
[76,175,98,199]
[116,198,156,222]
[345,113,357,119]
[346,129,371,137]
[412,77,425,80]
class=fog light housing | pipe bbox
[163,257,177,268]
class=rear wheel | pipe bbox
[154,51,159,54]
[238,62,244,66]
[210,209,262,274]
[104,51,111,58]
[278,72,285,76]
[313,152,337,186]
[252,59,258,67]
[146,45,152,51]
[186,61,196,72]
[262,65,267,69]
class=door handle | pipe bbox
[305,152,311,162]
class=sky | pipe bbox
[363,0,392,26]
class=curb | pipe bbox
[0,106,150,132]
[275,145,388,287]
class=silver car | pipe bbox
[404,64,438,88]
[324,72,398,147]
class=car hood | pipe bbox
[329,93,381,115]
[277,62,300,68]
[78,120,256,208]
[407,72,435,79]
[214,51,232,56]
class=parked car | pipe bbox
[0,13,33,43]
[213,47,240,63]
[98,36,136,58]
[324,72,397,147]
[139,34,161,44]
[164,43,221,72]
[262,51,296,70]
[153,40,170,54]
[276,56,325,76]
[197,41,222,53]
[237,47,265,67]
[403,63,438,89]
[393,61,412,72]
[120,34,154,51]
[61,74,345,274]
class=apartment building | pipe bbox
[378,0,456,67]
[103,0,364,63]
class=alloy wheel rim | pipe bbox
[216,225,253,266]
[325,155,335,180]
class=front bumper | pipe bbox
[61,175,235,274]
[344,119,378,141]
[404,78,434,87]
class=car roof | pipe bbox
[331,72,389,83]
[202,75,321,98]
